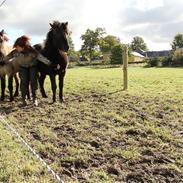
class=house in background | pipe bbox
[136,48,172,58]
[145,50,172,57]
[129,51,145,63]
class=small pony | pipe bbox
[0,30,19,101]
[0,43,51,102]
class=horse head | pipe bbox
[0,29,9,44]
[0,30,5,61]
[0,29,10,59]
[49,21,69,53]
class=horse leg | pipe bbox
[49,74,57,103]
[26,84,31,100]
[14,73,19,97]
[39,73,47,98]
[8,76,14,102]
[59,71,66,103]
[29,66,38,106]
[1,76,6,101]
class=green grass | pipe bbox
[0,66,183,182]
[0,123,55,183]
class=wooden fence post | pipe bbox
[123,46,128,90]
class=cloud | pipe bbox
[0,0,183,50]
[116,0,183,49]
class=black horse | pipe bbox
[34,21,69,103]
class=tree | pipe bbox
[99,35,121,53]
[68,35,74,51]
[131,36,148,51]
[67,35,79,62]
[110,44,124,64]
[171,33,183,50]
[80,28,105,61]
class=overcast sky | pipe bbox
[1,0,183,51]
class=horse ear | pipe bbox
[49,23,54,29]
[0,29,4,34]
[65,22,68,26]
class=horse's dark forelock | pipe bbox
[51,21,61,29]
[50,21,68,35]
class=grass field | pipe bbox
[0,66,183,182]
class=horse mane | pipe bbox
[43,25,60,63]
[44,31,53,50]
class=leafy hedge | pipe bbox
[147,56,175,67]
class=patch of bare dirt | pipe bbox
[0,92,183,182]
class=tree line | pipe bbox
[69,27,183,65]
[79,28,148,64]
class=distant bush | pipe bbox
[68,50,80,62]
[172,55,183,66]
[161,56,173,66]
[110,45,123,64]
[147,57,160,67]
[147,56,173,67]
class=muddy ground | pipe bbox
[0,90,183,182]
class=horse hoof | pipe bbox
[59,98,65,103]
[14,93,19,97]
[49,100,56,105]
[22,100,27,107]
[0,97,5,101]
[42,95,48,98]
[33,99,38,107]
[9,98,14,102]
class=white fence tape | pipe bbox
[0,115,64,183]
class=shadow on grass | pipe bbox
[0,105,16,114]
[143,65,183,69]
[108,89,127,95]
[90,65,121,69]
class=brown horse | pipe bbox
[0,30,19,101]
[0,43,51,102]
